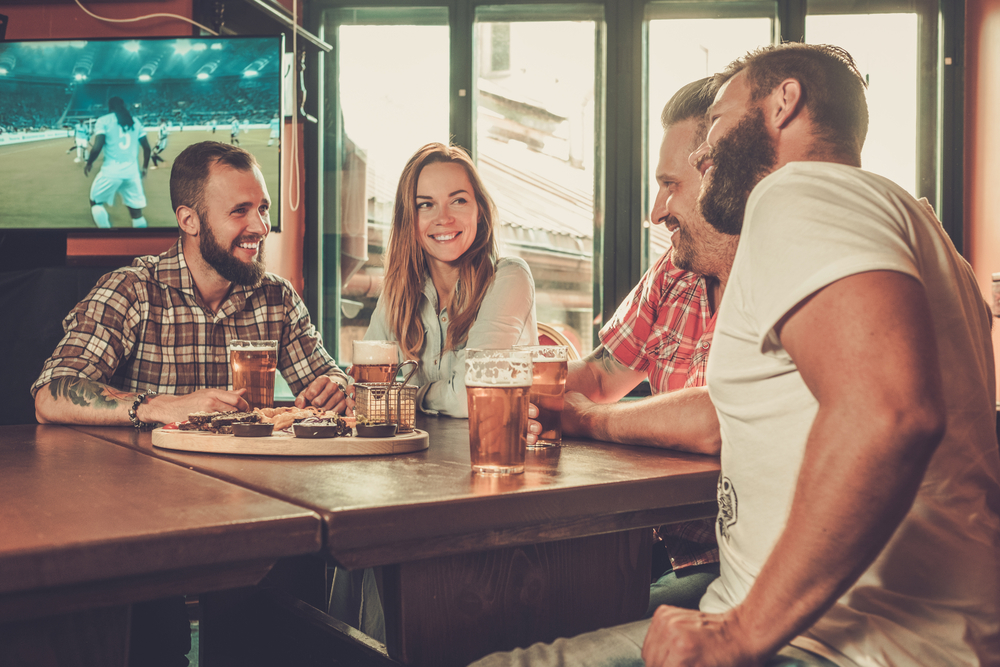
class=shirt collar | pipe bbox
[152,237,254,317]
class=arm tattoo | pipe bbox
[48,377,133,412]
[589,345,631,377]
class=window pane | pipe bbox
[326,15,450,365]
[646,18,772,267]
[806,12,918,196]
[475,16,599,354]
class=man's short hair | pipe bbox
[661,77,716,150]
[169,141,259,216]
[716,43,869,159]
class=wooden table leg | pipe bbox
[381,529,652,666]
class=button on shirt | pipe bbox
[599,248,718,571]
[31,239,346,399]
[364,257,538,418]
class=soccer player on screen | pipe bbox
[150,118,170,169]
[66,120,91,163]
[84,96,152,229]
[267,113,280,147]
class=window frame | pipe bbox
[303,0,963,363]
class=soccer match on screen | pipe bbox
[0,36,283,231]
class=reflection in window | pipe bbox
[646,18,772,266]
[333,21,449,364]
[475,18,598,354]
[806,13,918,195]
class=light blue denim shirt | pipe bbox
[365,257,538,418]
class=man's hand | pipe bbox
[642,606,760,667]
[560,391,598,436]
[524,402,542,446]
[295,375,350,413]
[84,162,93,177]
[144,388,249,425]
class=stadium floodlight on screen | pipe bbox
[0,35,283,232]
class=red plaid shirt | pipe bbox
[599,248,719,570]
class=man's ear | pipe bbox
[175,206,200,236]
[768,78,805,130]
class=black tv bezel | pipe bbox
[0,33,285,235]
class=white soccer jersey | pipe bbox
[94,112,145,179]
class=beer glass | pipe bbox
[229,339,279,410]
[351,340,399,383]
[516,345,569,446]
[465,349,533,474]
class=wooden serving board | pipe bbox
[151,427,428,457]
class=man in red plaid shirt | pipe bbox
[526,78,739,613]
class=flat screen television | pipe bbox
[0,35,284,232]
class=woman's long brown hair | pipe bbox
[382,143,500,360]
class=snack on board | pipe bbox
[176,410,261,433]
[171,407,355,436]
[294,414,353,438]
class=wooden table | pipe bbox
[0,424,322,666]
[76,417,720,666]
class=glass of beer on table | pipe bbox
[516,345,569,447]
[465,348,533,474]
[229,339,279,410]
[351,340,399,384]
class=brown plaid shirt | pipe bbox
[32,239,346,399]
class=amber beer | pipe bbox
[517,345,569,446]
[229,340,278,410]
[351,340,399,384]
[465,349,533,474]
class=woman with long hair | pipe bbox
[363,142,537,417]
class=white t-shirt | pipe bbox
[365,257,538,418]
[94,112,144,179]
[702,162,1000,666]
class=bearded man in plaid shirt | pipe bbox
[33,141,350,429]
[526,78,738,613]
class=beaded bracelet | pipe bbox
[128,390,158,430]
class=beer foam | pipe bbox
[465,356,533,387]
[353,340,399,365]
[229,340,277,351]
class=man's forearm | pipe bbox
[35,377,136,426]
[567,346,647,403]
[570,387,720,455]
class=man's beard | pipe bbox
[699,106,777,236]
[199,215,266,286]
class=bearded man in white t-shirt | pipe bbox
[640,43,1000,667]
[470,43,999,667]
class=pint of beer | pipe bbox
[229,339,279,410]
[351,340,399,384]
[516,345,569,446]
[465,349,533,474]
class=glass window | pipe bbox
[806,12,919,195]
[645,13,773,267]
[321,8,450,365]
[474,10,601,355]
